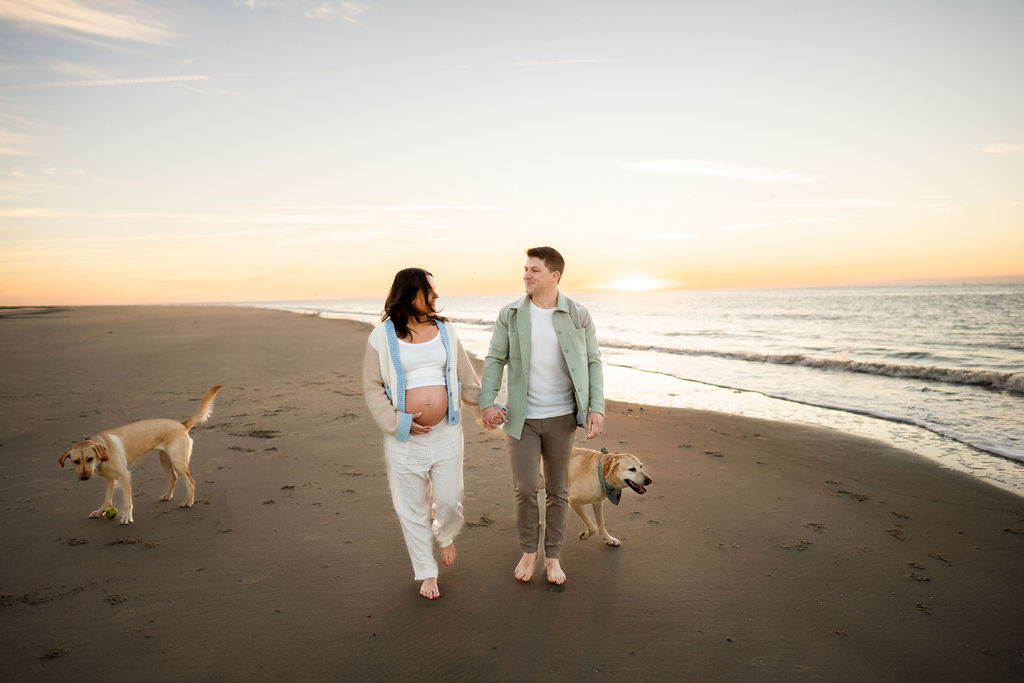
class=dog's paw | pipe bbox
[159,494,172,501]
[119,515,133,525]
[89,509,105,518]
[603,535,621,546]
[579,529,593,540]
[180,501,193,508]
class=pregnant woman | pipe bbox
[362,267,481,599]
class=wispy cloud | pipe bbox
[263,203,505,212]
[979,144,1024,155]
[236,0,284,9]
[195,213,422,226]
[0,112,57,131]
[787,199,963,214]
[0,0,176,44]
[789,199,941,208]
[0,208,174,218]
[638,233,698,240]
[794,198,937,206]
[1,74,213,91]
[305,2,367,22]
[717,216,847,231]
[12,226,310,245]
[0,128,35,155]
[175,81,239,97]
[47,59,110,80]
[0,207,438,225]
[0,178,54,200]
[623,159,814,184]
[235,0,367,22]
[515,58,610,67]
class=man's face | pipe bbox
[523,257,559,297]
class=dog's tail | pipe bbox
[183,385,223,430]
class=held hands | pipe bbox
[480,405,508,430]
[586,411,604,440]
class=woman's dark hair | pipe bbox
[382,267,448,339]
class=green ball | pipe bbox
[104,507,118,519]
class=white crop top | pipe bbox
[398,333,447,389]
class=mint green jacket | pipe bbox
[480,292,604,440]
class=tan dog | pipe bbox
[568,447,653,546]
[59,385,222,525]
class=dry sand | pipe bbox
[1,305,1022,681]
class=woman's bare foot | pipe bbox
[420,577,440,599]
[441,543,456,567]
[514,552,537,582]
[545,558,566,585]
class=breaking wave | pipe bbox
[602,341,1024,394]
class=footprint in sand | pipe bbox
[779,540,813,551]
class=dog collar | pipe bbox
[598,461,621,506]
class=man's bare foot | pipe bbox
[514,552,537,582]
[441,543,456,567]
[420,577,440,599]
[545,558,566,585]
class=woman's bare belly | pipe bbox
[405,385,449,427]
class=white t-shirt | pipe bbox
[526,301,575,418]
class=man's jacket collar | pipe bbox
[513,291,569,312]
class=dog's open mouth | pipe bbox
[626,480,647,494]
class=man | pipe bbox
[480,246,604,585]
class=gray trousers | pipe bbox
[507,412,577,559]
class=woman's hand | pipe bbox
[409,412,432,435]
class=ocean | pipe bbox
[242,283,1024,496]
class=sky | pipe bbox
[1,0,1022,304]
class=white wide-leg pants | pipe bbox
[383,419,465,581]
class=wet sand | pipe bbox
[1,305,1022,681]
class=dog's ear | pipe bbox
[90,441,109,461]
[59,447,72,467]
[602,454,619,484]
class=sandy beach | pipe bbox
[1,305,1022,681]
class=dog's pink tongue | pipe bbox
[628,481,647,494]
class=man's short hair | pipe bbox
[526,246,565,278]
